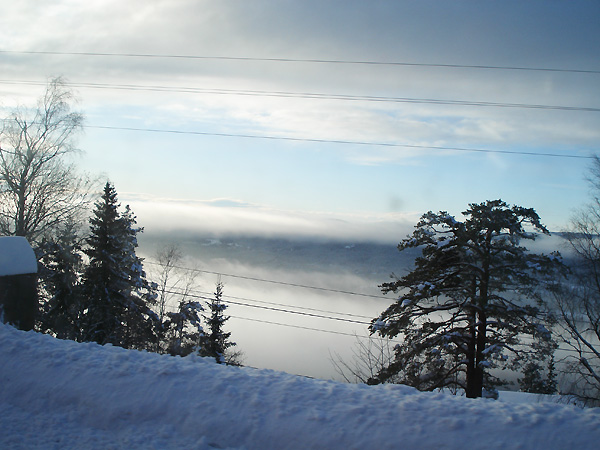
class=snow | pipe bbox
[371,318,387,331]
[0,237,37,276]
[1,323,599,450]
[415,281,433,292]
[437,238,451,247]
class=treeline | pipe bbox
[40,181,237,362]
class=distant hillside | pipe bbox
[141,232,423,280]
[139,230,569,282]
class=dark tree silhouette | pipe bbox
[199,281,236,364]
[370,200,562,398]
[80,182,158,348]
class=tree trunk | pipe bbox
[474,310,487,398]
[16,188,27,237]
[465,308,478,398]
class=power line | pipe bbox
[2,79,598,113]
[160,274,595,355]
[164,288,370,325]
[88,124,594,160]
[162,299,385,340]
[174,286,375,321]
[165,303,589,355]
[228,311,590,355]
[229,315,376,339]
[145,260,390,300]
[2,50,599,75]
[2,79,595,160]
[159,280,590,355]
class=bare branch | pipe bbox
[0,76,93,242]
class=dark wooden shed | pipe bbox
[0,237,38,331]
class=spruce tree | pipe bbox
[80,182,158,348]
[370,200,563,398]
[37,222,84,340]
[199,281,236,364]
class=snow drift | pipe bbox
[1,322,599,449]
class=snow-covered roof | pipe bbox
[0,236,37,276]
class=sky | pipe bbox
[1,0,599,240]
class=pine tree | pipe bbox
[199,281,236,364]
[370,200,563,398]
[80,182,158,348]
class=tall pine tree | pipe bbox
[80,182,158,348]
[370,200,563,398]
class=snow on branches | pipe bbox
[370,200,564,398]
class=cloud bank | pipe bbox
[123,194,416,244]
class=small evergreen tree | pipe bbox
[199,281,236,364]
[80,182,158,348]
[519,353,558,395]
[164,298,204,356]
[36,222,85,340]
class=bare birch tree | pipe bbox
[155,243,184,324]
[151,243,205,355]
[0,77,92,242]
[554,156,600,405]
[330,334,400,384]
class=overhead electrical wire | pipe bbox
[168,286,376,321]
[160,287,588,354]
[145,260,390,300]
[227,315,383,340]
[159,289,396,342]
[151,265,593,354]
[88,124,594,160]
[1,79,598,113]
[5,116,585,160]
[163,288,370,326]
[1,50,599,74]
[1,78,595,160]
[153,265,595,355]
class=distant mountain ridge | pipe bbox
[140,232,423,284]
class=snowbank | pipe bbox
[1,323,599,449]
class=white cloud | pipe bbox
[122,193,416,244]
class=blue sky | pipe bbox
[1,0,599,240]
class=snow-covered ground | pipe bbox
[1,323,599,450]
